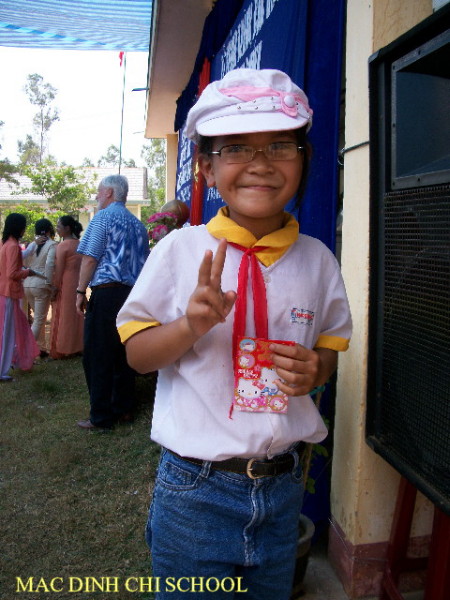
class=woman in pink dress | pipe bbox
[50,216,84,359]
[0,213,39,381]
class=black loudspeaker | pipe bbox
[367,6,450,516]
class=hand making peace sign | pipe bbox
[186,238,237,339]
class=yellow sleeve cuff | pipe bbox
[118,320,160,344]
[314,334,350,352]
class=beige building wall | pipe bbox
[331,0,438,595]
[166,134,178,201]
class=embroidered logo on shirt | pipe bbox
[291,307,314,326]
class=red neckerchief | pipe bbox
[228,243,269,360]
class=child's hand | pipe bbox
[269,343,337,397]
[186,238,236,338]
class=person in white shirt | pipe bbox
[117,68,352,600]
[23,218,57,357]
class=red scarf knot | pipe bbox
[229,243,269,359]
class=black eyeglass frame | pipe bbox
[208,142,305,164]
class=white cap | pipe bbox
[185,68,313,141]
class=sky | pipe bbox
[0,46,151,167]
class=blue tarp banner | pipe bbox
[176,0,344,251]
[0,0,152,51]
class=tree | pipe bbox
[18,159,96,215]
[124,157,137,168]
[141,138,166,208]
[17,134,41,167]
[97,144,136,168]
[0,159,20,186]
[22,73,60,164]
[2,202,56,244]
[97,144,119,167]
[0,121,20,185]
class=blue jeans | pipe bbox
[146,448,305,599]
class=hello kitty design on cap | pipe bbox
[185,68,313,141]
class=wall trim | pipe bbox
[328,517,429,598]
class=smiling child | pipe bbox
[117,68,352,600]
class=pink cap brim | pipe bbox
[196,112,310,138]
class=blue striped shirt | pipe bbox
[78,202,149,287]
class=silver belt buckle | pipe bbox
[246,457,266,480]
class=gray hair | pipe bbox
[100,174,129,202]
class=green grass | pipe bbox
[1,357,160,600]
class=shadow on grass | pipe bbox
[1,357,159,600]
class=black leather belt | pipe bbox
[91,282,131,289]
[170,442,306,480]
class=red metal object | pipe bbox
[380,476,450,600]
[423,507,450,600]
[189,58,211,226]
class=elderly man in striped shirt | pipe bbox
[76,174,149,430]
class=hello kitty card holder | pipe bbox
[233,337,295,414]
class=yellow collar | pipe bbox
[206,207,299,267]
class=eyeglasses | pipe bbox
[209,142,304,164]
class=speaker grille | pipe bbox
[376,185,450,509]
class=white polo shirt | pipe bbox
[117,225,352,461]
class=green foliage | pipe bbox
[141,139,166,205]
[149,183,165,206]
[0,202,63,244]
[97,144,120,167]
[141,138,165,170]
[0,159,20,185]
[304,443,329,495]
[0,121,20,184]
[18,160,95,214]
[17,134,41,166]
[303,390,330,495]
[24,73,58,108]
[140,201,164,227]
[21,73,60,164]
[97,144,136,168]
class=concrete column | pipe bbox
[330,1,434,597]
